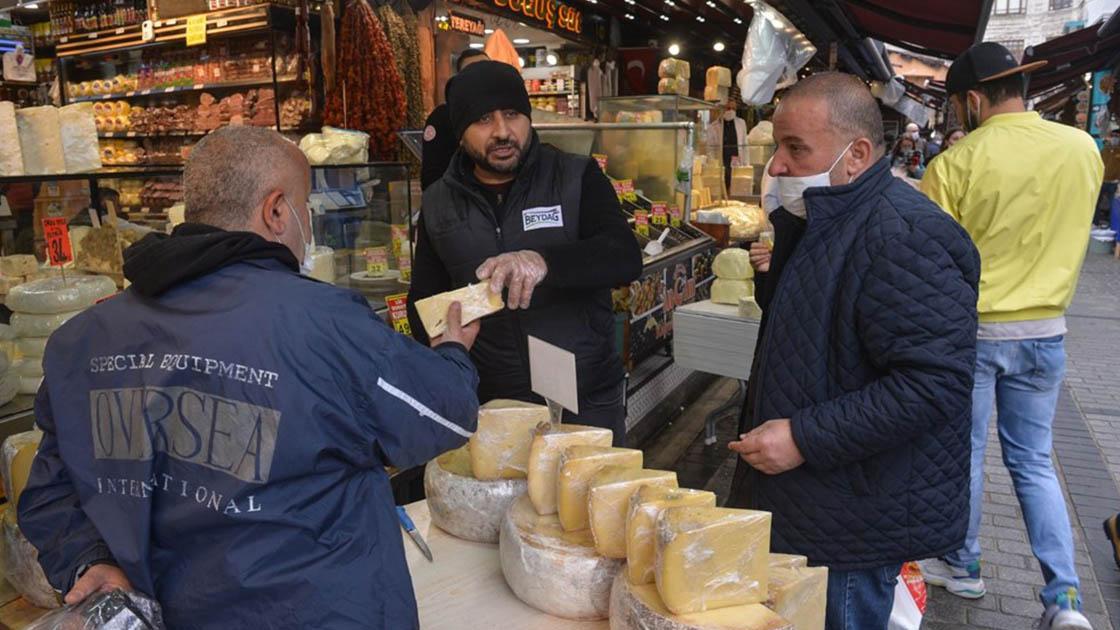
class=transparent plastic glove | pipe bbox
[26,588,165,630]
[476,250,548,310]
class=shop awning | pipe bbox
[1033,79,1086,114]
[837,0,993,60]
[1022,22,1120,96]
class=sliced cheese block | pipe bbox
[15,337,46,359]
[10,309,82,338]
[2,509,59,609]
[658,58,691,80]
[706,66,733,88]
[59,103,103,173]
[704,85,730,103]
[766,566,828,630]
[414,283,504,339]
[423,445,526,544]
[527,424,613,515]
[588,467,678,558]
[768,553,809,570]
[499,494,623,620]
[739,298,762,319]
[0,372,16,408]
[557,446,643,531]
[0,101,25,176]
[6,275,116,314]
[1,431,40,504]
[609,571,793,630]
[711,278,753,305]
[712,249,754,281]
[469,399,550,480]
[18,376,41,396]
[655,507,772,615]
[0,256,37,278]
[15,106,65,176]
[627,486,717,585]
[13,358,42,379]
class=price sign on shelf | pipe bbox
[186,14,207,46]
[651,202,668,226]
[669,205,682,228]
[42,217,73,267]
[634,210,650,237]
[385,293,411,336]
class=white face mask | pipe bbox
[774,141,854,219]
[282,197,316,275]
[722,109,736,121]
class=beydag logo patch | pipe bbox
[522,206,564,231]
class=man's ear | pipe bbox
[258,189,287,239]
[850,138,877,173]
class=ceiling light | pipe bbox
[587,0,597,4]
[469,43,485,49]
[546,52,559,65]
[518,56,526,67]
[714,41,725,51]
[660,14,669,20]
[513,38,531,44]
[484,28,494,34]
[625,0,635,4]
[22,2,38,8]
[696,15,705,22]
[668,43,681,56]
[519,21,527,26]
[705,1,715,6]
[625,12,635,19]
[733,17,742,24]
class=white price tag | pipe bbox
[216,19,228,27]
[141,20,154,41]
[528,336,580,415]
[89,33,98,39]
[115,28,124,34]
[164,87,175,93]
[167,19,177,25]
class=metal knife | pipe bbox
[396,505,433,562]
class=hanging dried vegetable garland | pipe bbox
[377,4,423,131]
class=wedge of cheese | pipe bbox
[627,486,716,585]
[0,255,37,278]
[711,278,753,305]
[588,467,678,558]
[557,446,643,531]
[469,399,550,480]
[527,424,613,515]
[15,106,65,175]
[655,506,772,615]
[766,566,828,630]
[424,444,526,544]
[413,283,504,338]
[610,572,793,630]
[768,553,809,570]
[0,101,25,176]
[59,103,103,173]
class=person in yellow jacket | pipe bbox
[919,42,1103,630]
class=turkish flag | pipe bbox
[618,47,660,96]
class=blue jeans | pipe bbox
[826,564,901,630]
[945,336,1079,606]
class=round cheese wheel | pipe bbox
[18,376,41,396]
[11,310,82,338]
[424,446,525,544]
[0,372,17,408]
[499,494,623,620]
[1,510,59,609]
[609,572,792,630]
[13,359,42,379]
[6,275,116,314]
[16,337,46,359]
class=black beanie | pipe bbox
[447,61,532,140]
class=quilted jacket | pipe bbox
[745,158,980,570]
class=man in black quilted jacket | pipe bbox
[725,72,980,630]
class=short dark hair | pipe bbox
[962,74,1025,106]
[781,72,886,151]
[457,49,488,72]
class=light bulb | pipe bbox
[669,44,680,56]
[714,42,725,52]
[546,53,558,65]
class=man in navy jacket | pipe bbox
[18,126,481,629]
[726,73,980,630]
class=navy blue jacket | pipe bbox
[18,258,479,629]
[748,159,980,569]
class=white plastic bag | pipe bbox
[737,1,816,105]
[888,562,927,630]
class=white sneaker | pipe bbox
[917,557,986,599]
[1038,607,1093,630]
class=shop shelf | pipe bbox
[69,75,297,103]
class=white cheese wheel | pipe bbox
[499,494,623,620]
[1,511,59,609]
[15,337,46,359]
[423,446,526,544]
[6,275,115,314]
[13,359,42,379]
[609,571,793,630]
[712,249,754,281]
[0,372,17,408]
[11,310,82,338]
[18,376,41,396]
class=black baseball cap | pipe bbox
[945,42,1047,96]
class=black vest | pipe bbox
[421,137,623,404]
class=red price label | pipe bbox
[386,293,411,336]
[634,210,650,237]
[42,217,73,267]
[669,205,683,228]
[592,153,608,172]
[651,202,668,226]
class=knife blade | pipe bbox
[396,505,433,562]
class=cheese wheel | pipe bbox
[423,446,526,544]
[499,494,623,620]
[712,249,754,281]
[16,337,47,359]
[0,372,17,408]
[469,399,551,480]
[1,509,60,609]
[527,424,613,515]
[6,275,116,314]
[18,376,41,396]
[13,358,41,379]
[609,571,793,630]
[11,310,82,337]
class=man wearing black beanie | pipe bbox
[408,60,643,444]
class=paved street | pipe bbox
[650,251,1120,629]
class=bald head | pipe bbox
[184,126,309,230]
[779,72,885,154]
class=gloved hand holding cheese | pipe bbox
[475,250,548,310]
[413,283,504,339]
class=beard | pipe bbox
[464,135,529,176]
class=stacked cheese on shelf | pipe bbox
[657,59,691,97]
[710,248,761,319]
[8,104,102,176]
[6,275,117,395]
[0,102,25,177]
[704,66,732,103]
[0,430,59,609]
[423,399,549,543]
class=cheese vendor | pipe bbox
[408,61,643,445]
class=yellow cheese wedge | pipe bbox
[626,486,717,585]
[766,566,828,630]
[610,572,793,630]
[768,553,809,570]
[588,467,678,558]
[469,399,550,480]
[527,424,613,515]
[413,283,504,338]
[557,446,643,531]
[655,506,772,615]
